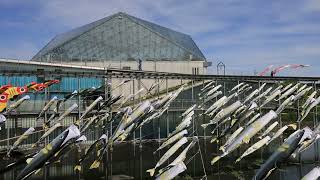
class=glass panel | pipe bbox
[34,14,205,62]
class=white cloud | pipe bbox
[1,0,319,76]
[303,0,320,12]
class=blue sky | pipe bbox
[0,0,319,76]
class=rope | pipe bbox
[0,129,45,143]
[193,111,208,180]
[185,149,200,165]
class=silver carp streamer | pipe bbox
[42,123,62,139]
[154,129,188,153]
[275,95,295,114]
[203,85,222,98]
[8,127,35,156]
[297,84,307,93]
[259,121,278,139]
[211,110,278,165]
[302,91,317,109]
[119,94,134,107]
[252,87,272,103]
[278,83,300,101]
[155,162,187,180]
[204,96,227,115]
[294,87,312,101]
[116,123,135,142]
[80,96,103,120]
[300,96,320,122]
[33,123,62,147]
[202,91,222,105]
[0,114,6,130]
[55,103,78,123]
[301,166,320,180]
[281,83,293,93]
[147,137,188,176]
[201,81,215,91]
[7,95,30,113]
[211,101,242,124]
[81,115,99,133]
[181,104,196,117]
[261,90,281,107]
[243,89,259,104]
[269,85,282,95]
[236,136,271,163]
[38,96,58,118]
[230,82,245,92]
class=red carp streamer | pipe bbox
[0,80,60,112]
[259,65,274,76]
[259,64,310,76]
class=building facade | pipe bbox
[32,12,209,74]
[31,12,210,95]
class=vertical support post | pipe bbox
[104,73,112,180]
[202,79,206,157]
[278,81,282,127]
[297,98,301,130]
[166,78,169,137]
[138,76,143,180]
[258,80,263,161]
[313,81,318,162]
[132,78,136,178]
[76,76,82,180]
[191,79,196,177]
[157,77,161,159]
[109,76,113,180]
[217,79,222,175]
[77,77,81,123]
[6,75,10,152]
[315,82,318,162]
[43,77,48,180]
[297,81,301,131]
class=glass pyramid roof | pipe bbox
[32,12,205,61]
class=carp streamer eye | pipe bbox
[0,95,7,102]
[17,87,27,94]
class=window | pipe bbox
[192,67,199,75]
[122,66,131,70]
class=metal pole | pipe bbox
[166,78,169,137]
[109,76,113,180]
[139,76,143,180]
[44,81,48,180]
[157,77,161,159]
[76,76,82,180]
[77,77,81,123]
[191,79,196,177]
[104,74,112,180]
[313,81,318,162]
[132,78,136,178]
[6,75,10,152]
[258,80,264,161]
[202,79,207,158]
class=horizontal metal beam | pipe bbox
[0,59,319,82]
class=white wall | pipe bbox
[64,60,207,98]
